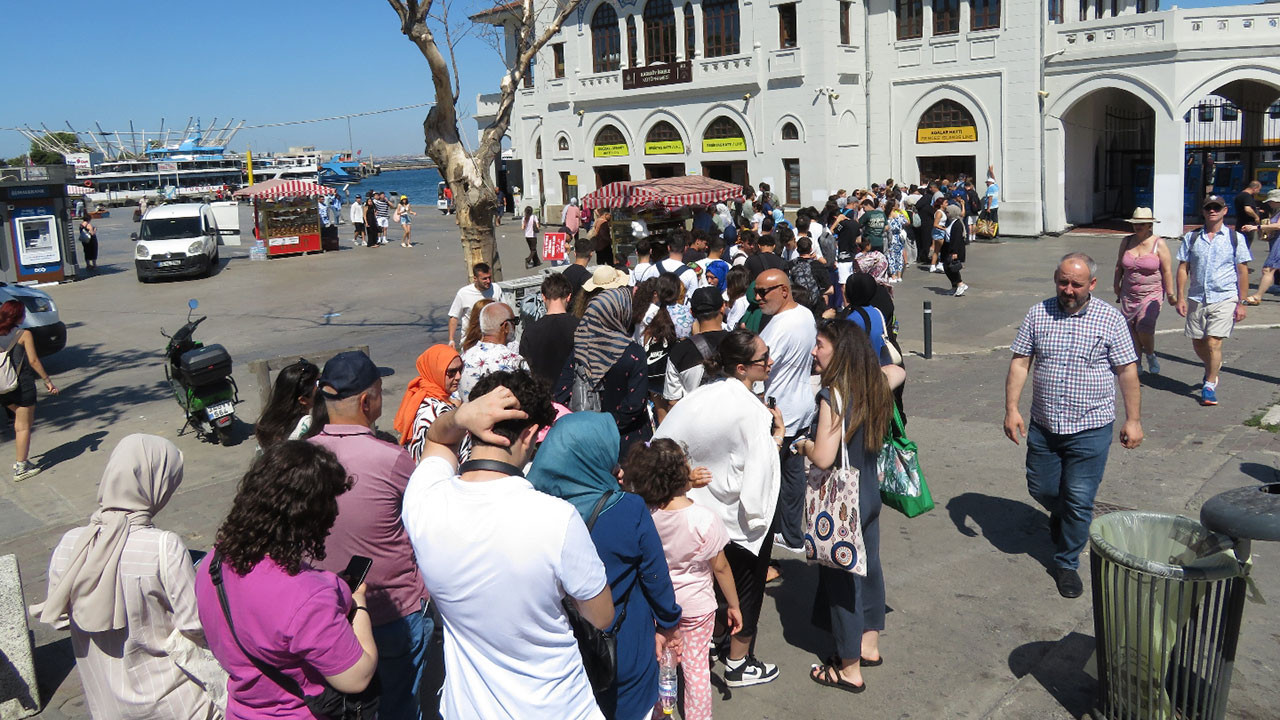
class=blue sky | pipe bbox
[0,0,1249,159]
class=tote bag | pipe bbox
[803,405,868,577]
[877,405,934,518]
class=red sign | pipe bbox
[542,232,567,261]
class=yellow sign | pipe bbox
[702,137,747,153]
[916,126,978,144]
[645,140,685,155]
[593,143,629,158]
[567,175,578,186]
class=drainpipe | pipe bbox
[864,5,873,187]
[1040,0,1048,235]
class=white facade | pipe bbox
[476,0,1280,237]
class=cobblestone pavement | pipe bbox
[4,212,1279,718]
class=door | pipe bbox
[915,155,975,184]
[560,171,572,204]
[701,161,748,187]
[595,164,631,186]
[644,163,685,179]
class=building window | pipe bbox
[839,1,852,44]
[594,125,630,157]
[782,122,800,140]
[933,0,959,35]
[1109,0,1118,17]
[971,0,999,30]
[535,138,542,160]
[1078,0,1088,21]
[703,0,740,57]
[705,116,745,139]
[1222,104,1239,122]
[558,136,570,152]
[1048,0,1063,23]
[1198,105,1215,123]
[1269,102,1280,120]
[627,15,638,67]
[645,121,685,154]
[552,43,565,79]
[778,3,797,49]
[523,55,534,88]
[783,159,800,205]
[702,116,747,152]
[919,100,976,129]
[684,4,695,58]
[592,5,621,72]
[897,0,923,39]
[644,0,677,65]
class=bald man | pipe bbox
[1004,253,1142,599]
[756,269,818,554]
[458,302,528,402]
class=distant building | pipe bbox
[475,0,1280,236]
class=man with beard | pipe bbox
[1003,253,1143,599]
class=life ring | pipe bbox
[83,181,93,188]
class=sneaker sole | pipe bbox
[14,469,41,482]
[723,672,780,688]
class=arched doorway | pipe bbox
[593,124,632,186]
[1181,79,1280,221]
[700,115,749,186]
[644,120,686,178]
[914,99,979,183]
[1060,88,1155,226]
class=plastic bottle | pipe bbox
[658,646,678,715]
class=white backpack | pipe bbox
[0,330,23,394]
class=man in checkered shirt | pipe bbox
[1004,253,1144,599]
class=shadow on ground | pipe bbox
[33,637,76,708]
[1009,631,1098,719]
[947,492,1056,571]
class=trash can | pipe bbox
[1089,511,1248,720]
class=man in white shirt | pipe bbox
[402,372,615,720]
[756,269,817,553]
[447,262,507,349]
[655,229,699,299]
[350,195,366,246]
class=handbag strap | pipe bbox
[457,459,525,478]
[208,552,310,701]
[570,490,635,633]
[827,390,850,469]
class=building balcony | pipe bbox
[475,92,502,123]
[766,47,803,81]
[699,52,754,85]
[1050,7,1280,59]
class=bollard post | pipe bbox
[923,301,933,359]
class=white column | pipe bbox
[1152,109,1184,238]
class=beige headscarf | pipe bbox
[40,434,184,632]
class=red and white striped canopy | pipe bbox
[233,178,336,199]
[581,176,746,212]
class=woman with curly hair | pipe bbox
[195,441,378,719]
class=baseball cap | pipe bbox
[318,351,379,400]
[690,287,724,316]
[1202,194,1227,209]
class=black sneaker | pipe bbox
[723,656,779,687]
[1054,567,1083,599]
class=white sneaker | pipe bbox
[723,656,780,687]
[931,264,944,273]
[954,283,968,297]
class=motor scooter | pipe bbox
[162,299,239,443]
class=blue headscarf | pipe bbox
[771,207,790,228]
[527,412,625,522]
[704,259,730,293]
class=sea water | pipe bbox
[345,167,443,205]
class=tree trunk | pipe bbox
[423,113,505,281]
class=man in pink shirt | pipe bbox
[309,351,430,720]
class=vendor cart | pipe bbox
[580,176,745,263]
[232,178,334,257]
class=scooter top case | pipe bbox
[178,344,233,387]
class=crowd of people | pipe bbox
[26,166,1276,720]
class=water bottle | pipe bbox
[658,646,678,715]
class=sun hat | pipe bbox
[582,266,629,292]
[1265,189,1280,204]
[1124,207,1156,224]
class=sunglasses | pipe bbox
[747,349,771,366]
[754,284,785,299]
[1203,205,1226,212]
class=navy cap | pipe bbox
[318,351,379,400]
[1202,194,1227,209]
[690,287,724,316]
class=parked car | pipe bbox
[132,203,220,282]
[0,283,66,356]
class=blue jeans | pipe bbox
[1025,422,1113,570]
[775,434,807,548]
[371,604,432,720]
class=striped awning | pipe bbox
[580,176,746,212]
[233,178,336,199]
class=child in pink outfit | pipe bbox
[623,439,742,720]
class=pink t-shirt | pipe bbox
[649,503,730,616]
[195,556,364,720]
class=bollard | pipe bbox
[923,301,933,359]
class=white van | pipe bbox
[132,203,220,282]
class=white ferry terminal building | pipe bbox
[474,0,1280,237]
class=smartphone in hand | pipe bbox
[341,555,373,591]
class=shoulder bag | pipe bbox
[877,404,934,518]
[0,331,24,394]
[803,394,868,577]
[208,552,380,720]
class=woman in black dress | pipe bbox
[78,217,99,270]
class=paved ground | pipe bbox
[4,205,1279,719]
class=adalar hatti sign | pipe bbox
[702,137,747,153]
[593,143,629,158]
[917,126,977,143]
[623,61,693,90]
[645,140,684,155]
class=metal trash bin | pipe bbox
[1089,511,1248,720]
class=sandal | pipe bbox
[825,653,883,668]
[1243,296,1261,306]
[809,664,866,694]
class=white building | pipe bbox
[475,0,1280,237]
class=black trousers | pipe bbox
[719,531,775,644]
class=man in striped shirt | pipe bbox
[1004,253,1144,599]
[373,191,392,245]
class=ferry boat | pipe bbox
[252,147,374,185]
[76,124,243,200]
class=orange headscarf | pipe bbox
[393,344,459,445]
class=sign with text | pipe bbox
[622,60,692,90]
[702,137,747,153]
[645,140,685,155]
[916,126,978,144]
[593,143,629,158]
[542,231,567,261]
[156,161,179,172]
[567,175,578,186]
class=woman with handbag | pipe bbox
[78,216,99,270]
[195,441,379,719]
[37,434,221,720]
[0,299,58,482]
[523,205,542,268]
[793,320,902,694]
[528,412,683,720]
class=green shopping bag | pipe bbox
[877,406,934,517]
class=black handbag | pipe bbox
[208,552,380,720]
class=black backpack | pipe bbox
[657,261,694,281]
[787,257,826,314]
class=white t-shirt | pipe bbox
[725,295,749,330]
[403,458,607,720]
[759,304,818,435]
[350,201,364,224]
[448,283,508,343]
[656,257,699,299]
[631,261,658,285]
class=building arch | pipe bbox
[1174,64,1280,115]
[900,85,992,184]
[692,104,756,154]
[775,114,805,143]
[554,132,573,157]
[585,114,636,151]
[1047,72,1173,123]
[638,111,691,155]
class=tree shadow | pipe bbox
[37,430,109,471]
[1008,631,1098,719]
[947,492,1056,571]
[24,341,172,435]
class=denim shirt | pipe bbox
[1177,227,1251,304]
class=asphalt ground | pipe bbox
[3,204,1279,719]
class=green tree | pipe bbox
[28,132,84,165]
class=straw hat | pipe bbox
[1124,207,1155,224]
[582,266,629,292]
[1265,189,1280,204]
